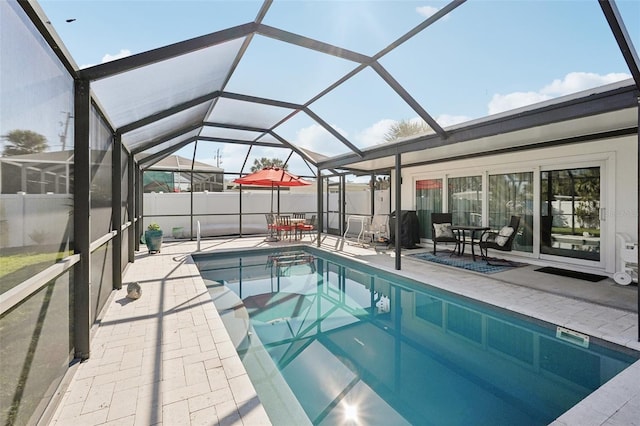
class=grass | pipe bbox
[0,248,71,294]
[551,227,600,237]
[1,252,63,277]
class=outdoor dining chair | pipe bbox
[297,214,316,239]
[431,213,459,255]
[275,215,294,240]
[479,215,521,265]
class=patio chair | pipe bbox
[364,215,389,244]
[265,213,276,231]
[431,213,459,255]
[275,215,294,240]
[298,214,316,239]
[479,216,521,265]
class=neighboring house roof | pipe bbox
[146,155,223,172]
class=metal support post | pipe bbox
[395,154,401,270]
[128,153,135,262]
[112,134,122,290]
[317,167,323,246]
[73,79,91,360]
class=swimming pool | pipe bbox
[194,247,639,426]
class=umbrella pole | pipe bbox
[265,182,278,242]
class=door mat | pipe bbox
[534,266,607,282]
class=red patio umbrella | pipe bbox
[234,167,311,187]
[234,167,311,240]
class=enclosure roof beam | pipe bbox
[119,91,220,134]
[303,108,364,158]
[371,62,447,138]
[130,123,202,155]
[256,23,371,64]
[599,1,640,91]
[202,122,271,133]
[79,23,258,81]
[138,137,196,168]
[197,136,282,148]
[269,131,318,167]
[219,91,302,110]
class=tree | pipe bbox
[2,129,48,156]
[383,119,430,142]
[250,157,286,172]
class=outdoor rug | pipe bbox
[534,266,607,282]
[407,251,526,274]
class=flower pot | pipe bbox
[144,229,163,253]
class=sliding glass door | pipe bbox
[416,179,442,239]
[540,167,601,262]
[448,176,482,226]
[488,172,534,253]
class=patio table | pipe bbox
[451,225,490,261]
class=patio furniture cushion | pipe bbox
[433,222,455,239]
[431,213,459,255]
[495,226,514,246]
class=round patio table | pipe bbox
[451,225,490,261]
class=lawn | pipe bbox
[0,248,71,294]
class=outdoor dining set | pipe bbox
[266,213,316,241]
[432,213,521,264]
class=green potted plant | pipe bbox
[145,223,163,254]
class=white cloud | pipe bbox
[101,49,132,63]
[488,91,551,115]
[416,6,439,18]
[355,119,396,147]
[435,114,470,127]
[220,143,250,173]
[79,48,132,69]
[488,71,630,115]
[540,72,630,96]
[295,123,349,157]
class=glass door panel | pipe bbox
[540,167,600,261]
[488,172,534,253]
[325,178,341,235]
[416,179,442,239]
[448,176,482,226]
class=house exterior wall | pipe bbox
[394,134,638,276]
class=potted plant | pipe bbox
[145,223,163,254]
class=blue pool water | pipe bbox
[194,247,639,426]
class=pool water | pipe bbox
[194,247,639,426]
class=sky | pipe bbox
[27,0,640,177]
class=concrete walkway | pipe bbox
[49,235,639,425]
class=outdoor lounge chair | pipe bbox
[431,213,459,255]
[479,215,521,265]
